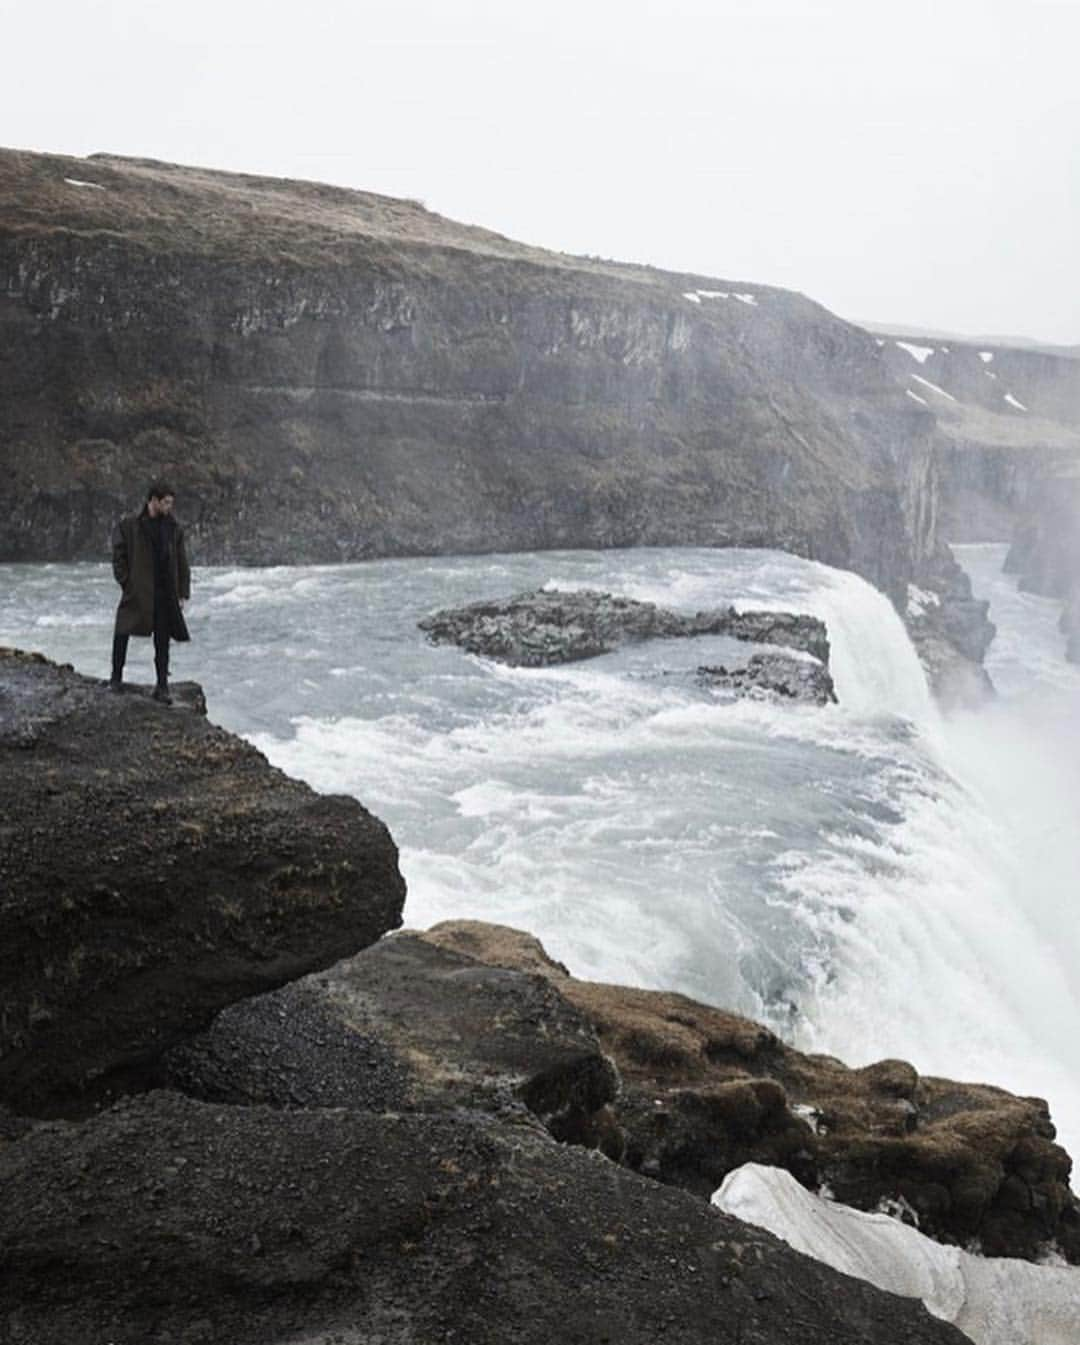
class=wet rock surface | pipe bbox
[0,648,406,1116]
[696,653,837,704]
[420,587,831,671]
[0,1090,969,1345]
[425,921,1080,1264]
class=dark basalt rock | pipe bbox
[697,653,837,704]
[424,921,1080,1264]
[161,932,619,1149]
[419,587,831,670]
[0,1090,969,1345]
[0,648,406,1117]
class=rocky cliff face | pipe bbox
[2,149,947,612]
[876,333,1080,542]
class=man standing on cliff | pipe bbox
[109,481,191,703]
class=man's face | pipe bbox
[149,494,175,517]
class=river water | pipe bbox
[2,542,1078,1162]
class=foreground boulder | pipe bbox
[0,1090,968,1345]
[162,932,619,1146]
[0,649,406,1116]
[425,921,1080,1264]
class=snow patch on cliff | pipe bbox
[896,341,935,364]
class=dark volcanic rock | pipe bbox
[0,648,406,1116]
[162,932,619,1147]
[0,1090,969,1345]
[697,653,837,704]
[420,587,831,669]
[425,921,1080,1264]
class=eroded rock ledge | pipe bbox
[420,588,836,703]
[423,922,1080,1265]
[0,648,406,1117]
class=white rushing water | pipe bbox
[2,542,1078,1163]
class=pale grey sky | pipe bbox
[4,0,1078,342]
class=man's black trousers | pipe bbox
[112,592,172,687]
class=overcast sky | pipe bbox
[4,0,1077,342]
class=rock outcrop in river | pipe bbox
[419,588,838,703]
[1,147,993,685]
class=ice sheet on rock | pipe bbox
[896,341,935,364]
[713,1164,1080,1345]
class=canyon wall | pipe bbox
[2,149,942,611]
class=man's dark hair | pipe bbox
[147,480,175,502]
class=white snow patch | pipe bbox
[875,338,885,346]
[905,388,929,406]
[910,373,957,403]
[791,1103,825,1135]
[1004,393,1028,411]
[907,584,942,618]
[979,351,995,363]
[64,178,105,190]
[985,369,998,380]
[684,289,759,306]
[896,340,935,364]
[713,1164,1080,1345]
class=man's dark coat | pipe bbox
[112,509,191,640]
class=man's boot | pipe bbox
[110,632,128,692]
[152,682,173,705]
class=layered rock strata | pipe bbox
[0,648,406,1116]
[2,149,979,664]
